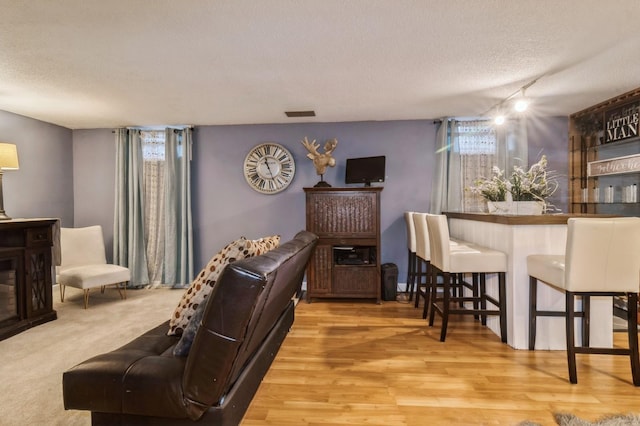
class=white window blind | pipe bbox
[455,121,496,155]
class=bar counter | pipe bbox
[444,212,615,350]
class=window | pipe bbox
[456,121,497,155]
[453,120,498,212]
[141,131,166,285]
[142,131,165,161]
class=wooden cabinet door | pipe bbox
[333,265,378,297]
[24,246,52,318]
[306,244,332,297]
[306,191,378,238]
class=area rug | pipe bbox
[553,413,640,426]
[520,413,640,426]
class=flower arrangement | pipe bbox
[469,155,559,203]
[470,166,509,201]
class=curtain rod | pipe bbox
[128,125,193,130]
[111,125,193,133]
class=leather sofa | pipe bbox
[63,230,318,425]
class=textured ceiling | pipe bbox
[1,0,640,129]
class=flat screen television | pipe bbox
[345,156,386,187]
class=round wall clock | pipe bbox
[243,142,296,194]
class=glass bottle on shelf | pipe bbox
[604,185,614,203]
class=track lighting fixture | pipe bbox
[485,76,540,125]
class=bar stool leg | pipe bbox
[439,271,451,342]
[412,255,422,303]
[420,260,432,318]
[566,291,578,384]
[529,276,537,350]
[414,259,424,308]
[498,272,507,343]
[628,293,640,386]
[422,286,430,319]
[582,295,590,347]
[479,273,486,325]
[428,265,439,327]
[406,249,416,298]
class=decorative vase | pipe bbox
[486,200,544,215]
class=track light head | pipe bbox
[514,98,528,112]
[514,88,528,112]
[484,77,540,123]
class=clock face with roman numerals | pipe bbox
[243,143,296,194]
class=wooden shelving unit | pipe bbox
[304,187,382,303]
[569,88,640,216]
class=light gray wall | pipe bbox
[0,110,73,225]
[528,115,569,212]
[71,129,117,254]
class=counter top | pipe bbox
[443,212,618,225]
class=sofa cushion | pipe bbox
[167,235,280,336]
[172,298,206,356]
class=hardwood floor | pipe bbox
[242,295,640,426]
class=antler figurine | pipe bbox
[301,137,338,187]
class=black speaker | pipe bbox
[381,263,398,301]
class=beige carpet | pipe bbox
[0,285,184,426]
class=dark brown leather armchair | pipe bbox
[63,230,318,425]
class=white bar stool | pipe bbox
[426,214,508,343]
[528,217,640,385]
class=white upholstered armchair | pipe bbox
[57,225,131,309]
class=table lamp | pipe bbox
[0,143,19,220]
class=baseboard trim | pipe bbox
[299,282,409,293]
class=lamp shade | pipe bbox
[0,143,19,170]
